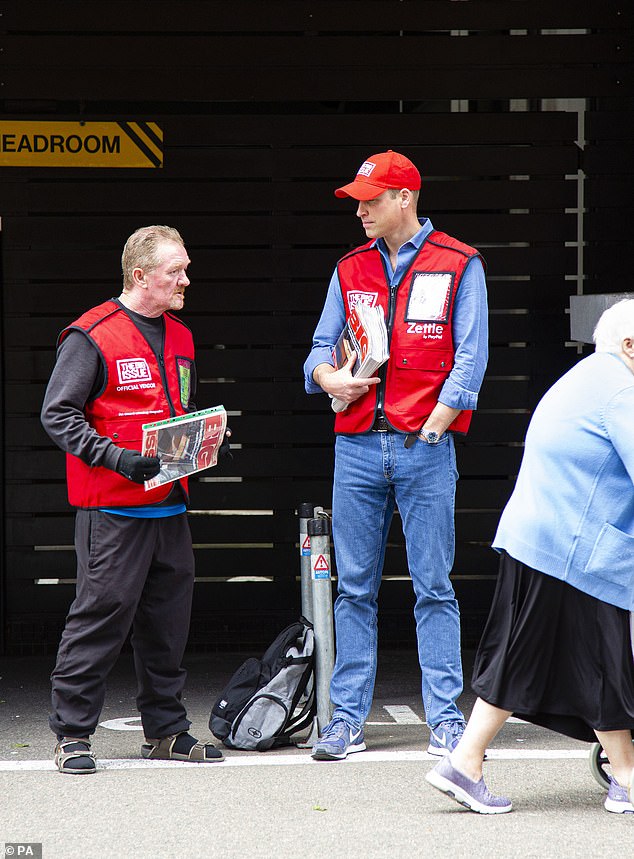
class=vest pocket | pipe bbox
[392,346,453,373]
[389,347,452,417]
[99,417,143,445]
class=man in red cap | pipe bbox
[304,151,489,760]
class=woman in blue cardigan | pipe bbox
[426,298,634,815]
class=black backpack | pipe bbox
[209,618,315,751]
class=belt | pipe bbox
[371,415,393,432]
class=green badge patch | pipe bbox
[177,358,191,409]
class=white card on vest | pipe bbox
[406,272,454,323]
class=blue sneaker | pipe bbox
[427,719,466,757]
[311,718,366,761]
[426,755,512,814]
[605,776,634,814]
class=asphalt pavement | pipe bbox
[0,649,631,859]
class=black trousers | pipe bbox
[49,510,195,740]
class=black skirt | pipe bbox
[471,552,634,742]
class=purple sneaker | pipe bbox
[604,776,634,814]
[426,755,512,814]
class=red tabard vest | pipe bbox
[335,231,482,434]
[60,300,195,508]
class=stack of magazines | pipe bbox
[330,303,389,413]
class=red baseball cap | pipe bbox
[335,150,421,201]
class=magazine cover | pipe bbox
[141,405,227,489]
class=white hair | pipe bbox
[593,298,634,353]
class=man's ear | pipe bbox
[400,188,413,209]
[131,266,147,289]
[623,336,634,358]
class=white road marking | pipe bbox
[379,705,423,725]
[7,706,581,774]
[97,709,530,732]
[0,748,590,772]
[99,717,143,731]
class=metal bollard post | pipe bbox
[308,513,335,735]
[297,501,322,624]
[295,504,328,748]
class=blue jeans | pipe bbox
[330,431,464,729]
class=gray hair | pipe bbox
[593,298,634,353]
[121,225,185,291]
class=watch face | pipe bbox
[426,431,439,444]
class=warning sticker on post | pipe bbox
[312,553,331,580]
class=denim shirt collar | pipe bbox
[374,218,434,283]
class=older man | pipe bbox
[41,225,224,772]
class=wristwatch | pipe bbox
[419,428,441,444]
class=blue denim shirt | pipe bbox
[303,218,489,412]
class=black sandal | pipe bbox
[141,732,224,762]
[54,737,97,774]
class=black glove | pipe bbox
[116,449,161,484]
[219,428,233,460]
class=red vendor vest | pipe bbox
[335,231,482,434]
[59,300,195,508]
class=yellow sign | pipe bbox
[0,121,163,168]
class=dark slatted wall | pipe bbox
[1,1,632,653]
[585,114,633,297]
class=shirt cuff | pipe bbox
[304,348,335,394]
[439,378,479,411]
